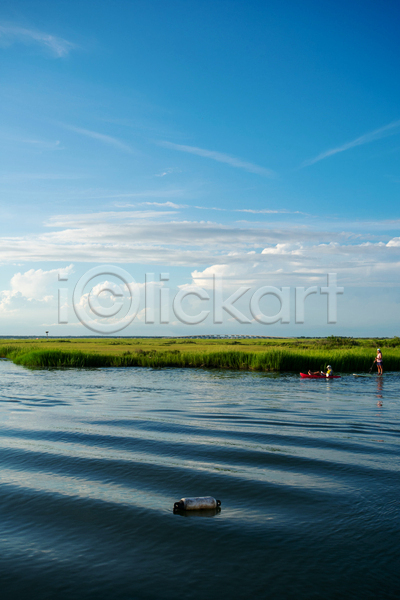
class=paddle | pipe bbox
[369,360,375,374]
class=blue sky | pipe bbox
[0,0,399,336]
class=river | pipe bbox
[0,360,398,599]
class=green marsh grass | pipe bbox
[1,343,399,372]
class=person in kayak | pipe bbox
[308,365,334,378]
[374,348,383,375]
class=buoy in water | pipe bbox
[174,496,221,511]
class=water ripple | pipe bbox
[0,361,399,599]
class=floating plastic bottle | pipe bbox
[173,496,221,511]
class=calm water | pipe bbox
[0,360,399,599]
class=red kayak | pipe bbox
[300,373,341,379]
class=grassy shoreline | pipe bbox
[1,337,399,372]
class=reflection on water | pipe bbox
[174,508,222,518]
[0,361,399,599]
[377,376,384,404]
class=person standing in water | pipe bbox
[374,348,383,375]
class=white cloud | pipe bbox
[0,291,53,314]
[89,189,187,202]
[10,265,74,299]
[112,189,187,198]
[139,201,184,209]
[0,24,75,57]
[233,208,307,215]
[235,209,306,215]
[195,206,226,211]
[159,141,276,177]
[46,210,176,227]
[19,139,62,151]
[302,119,400,167]
[65,187,299,216]
[155,168,177,177]
[117,203,297,214]
[261,243,303,255]
[74,279,131,312]
[59,124,133,153]
[1,135,63,153]
[0,213,399,288]
[0,265,74,317]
